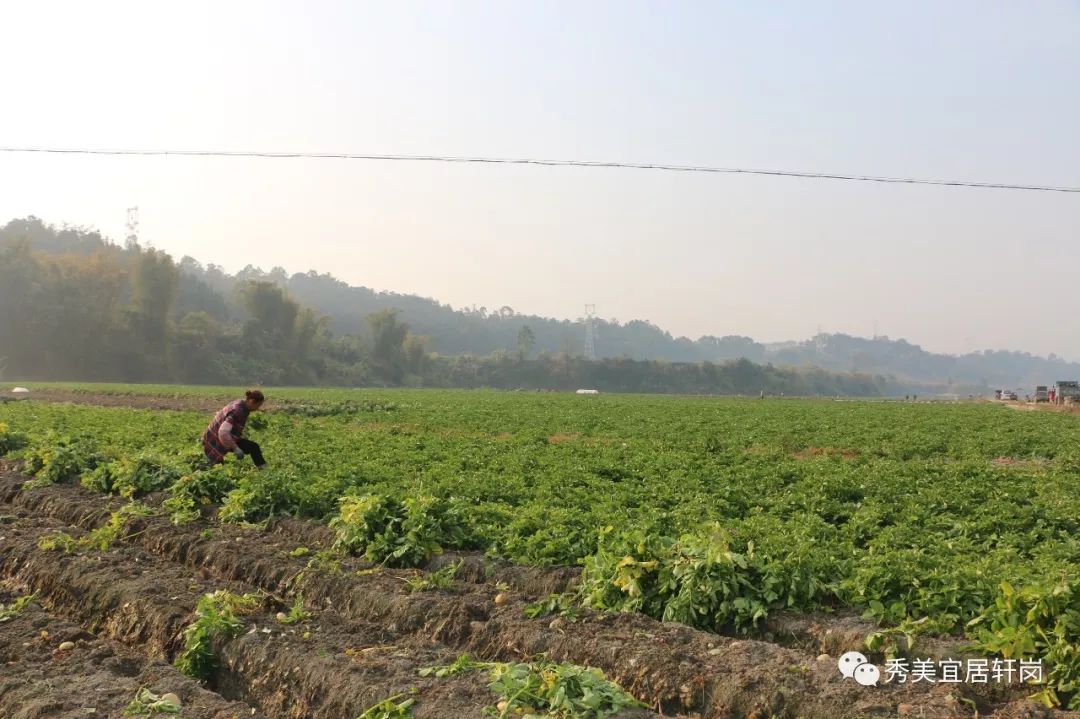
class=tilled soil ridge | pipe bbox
[0,516,520,719]
[1,474,1057,718]
[0,586,263,719]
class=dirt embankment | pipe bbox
[0,472,1063,719]
[0,513,522,719]
[0,585,262,719]
[1004,401,1080,416]
[4,389,227,412]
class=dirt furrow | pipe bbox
[0,515,526,719]
[0,473,579,598]
[6,389,227,412]
[1,476,1042,718]
[0,586,263,719]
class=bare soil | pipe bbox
[792,447,860,460]
[0,510,521,719]
[1005,402,1080,416]
[8,389,226,412]
[1,471,1069,718]
[0,586,262,719]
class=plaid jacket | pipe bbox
[202,399,249,463]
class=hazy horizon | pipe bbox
[3,1,1078,359]
[14,213,1080,368]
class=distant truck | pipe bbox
[999,389,1018,401]
[1054,381,1080,404]
[1035,386,1049,403]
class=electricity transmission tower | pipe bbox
[584,304,597,360]
[125,207,140,247]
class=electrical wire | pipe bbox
[1,146,1077,194]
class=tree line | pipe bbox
[0,217,895,395]
[4,217,1078,393]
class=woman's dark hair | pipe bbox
[245,389,266,403]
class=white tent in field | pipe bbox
[575,389,599,395]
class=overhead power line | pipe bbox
[1,146,1078,194]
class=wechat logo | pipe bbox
[839,651,881,686]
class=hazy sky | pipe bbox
[2,1,1079,358]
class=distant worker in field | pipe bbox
[202,389,267,469]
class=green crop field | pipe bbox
[3,385,1080,711]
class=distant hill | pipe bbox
[3,215,1076,393]
[762,334,1080,394]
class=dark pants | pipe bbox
[236,438,267,467]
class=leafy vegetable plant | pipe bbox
[175,590,260,680]
[122,688,181,716]
[330,494,471,568]
[356,693,416,719]
[419,654,643,719]
[0,593,36,623]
